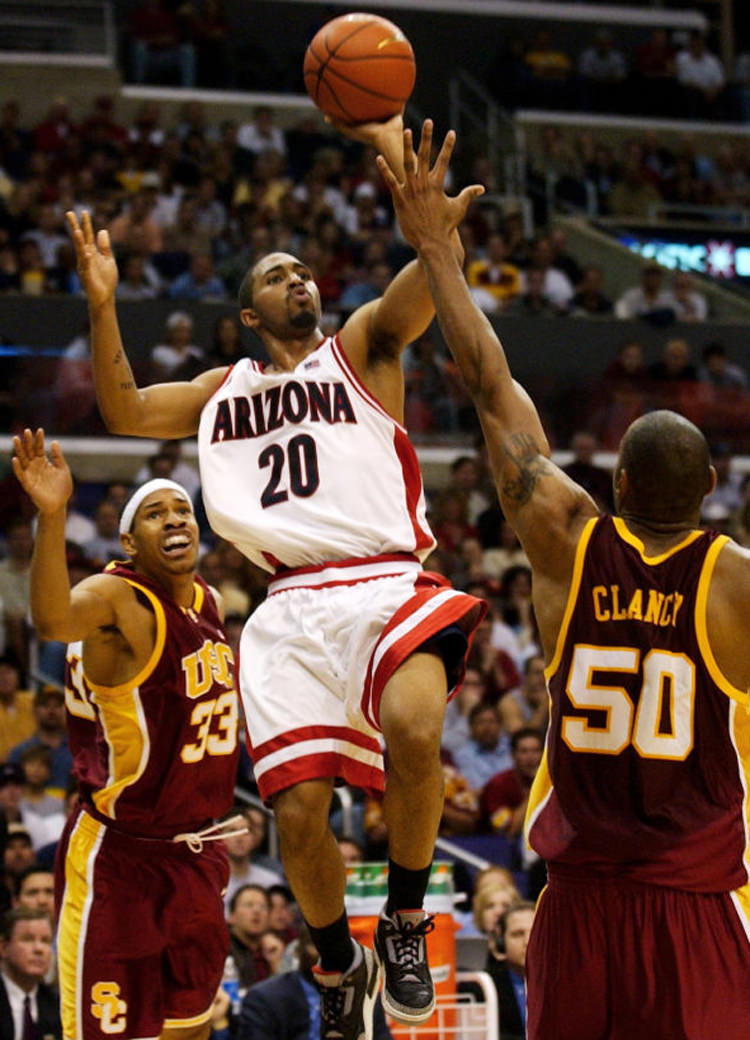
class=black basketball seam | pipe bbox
[310,18,375,102]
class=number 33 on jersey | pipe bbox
[64,565,238,836]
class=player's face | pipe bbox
[127,490,199,576]
[243,253,322,339]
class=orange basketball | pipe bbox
[303,12,416,125]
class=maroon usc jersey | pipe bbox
[64,563,238,837]
[527,515,750,892]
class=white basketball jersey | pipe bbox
[197,336,436,572]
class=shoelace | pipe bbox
[320,983,349,1027]
[172,814,248,853]
[390,915,435,972]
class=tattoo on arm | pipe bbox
[113,349,122,364]
[119,381,134,390]
[501,433,553,507]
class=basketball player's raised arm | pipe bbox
[335,115,461,365]
[377,123,597,565]
[12,429,119,642]
[66,211,226,439]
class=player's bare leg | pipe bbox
[376,651,447,1023]
[274,779,378,1040]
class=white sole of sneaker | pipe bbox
[361,946,380,1040]
[373,946,436,1026]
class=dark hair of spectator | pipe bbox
[510,727,544,753]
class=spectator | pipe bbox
[0,907,61,1039]
[17,747,64,852]
[0,765,25,832]
[237,106,287,158]
[675,31,726,118]
[228,884,272,990]
[578,29,628,113]
[2,824,36,901]
[569,265,613,317]
[81,499,124,569]
[453,703,513,793]
[403,332,463,433]
[266,883,298,945]
[523,29,575,108]
[614,263,676,323]
[223,809,284,916]
[485,902,536,1040]
[169,252,227,301]
[8,687,72,796]
[497,658,549,737]
[466,869,522,940]
[0,519,32,671]
[648,336,697,383]
[590,340,652,448]
[205,315,248,368]
[182,0,233,87]
[134,439,201,499]
[11,867,55,918]
[130,0,196,87]
[442,668,486,758]
[20,205,67,271]
[33,97,75,158]
[466,233,521,312]
[160,193,214,264]
[115,252,161,300]
[505,267,560,317]
[481,521,529,581]
[150,310,204,381]
[608,150,663,220]
[236,921,393,1040]
[668,271,708,322]
[108,188,164,256]
[481,728,544,837]
[527,235,574,310]
[0,656,34,762]
[561,431,614,512]
[339,260,393,311]
[698,341,748,389]
[702,442,744,516]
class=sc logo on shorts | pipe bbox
[91,982,127,1034]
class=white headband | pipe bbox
[119,479,193,534]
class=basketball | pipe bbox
[303,13,416,125]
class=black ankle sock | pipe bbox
[307,911,354,973]
[386,858,432,916]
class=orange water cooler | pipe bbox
[345,861,458,1038]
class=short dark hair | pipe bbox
[497,900,536,938]
[510,727,544,753]
[13,865,54,899]
[1,907,51,941]
[468,702,498,725]
[618,410,711,522]
[238,263,257,310]
[229,884,271,913]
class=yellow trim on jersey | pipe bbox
[730,700,750,881]
[86,578,166,817]
[611,516,704,564]
[163,1003,214,1028]
[695,535,747,705]
[57,811,105,1040]
[523,744,553,849]
[91,687,151,818]
[192,581,205,613]
[86,578,167,698]
[545,517,598,681]
[731,879,750,946]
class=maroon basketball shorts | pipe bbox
[526,872,750,1040]
[55,806,230,1040]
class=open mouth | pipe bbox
[162,534,192,557]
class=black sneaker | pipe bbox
[313,942,380,1040]
[374,908,436,1024]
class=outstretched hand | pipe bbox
[376,120,484,251]
[12,428,73,516]
[66,209,119,309]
